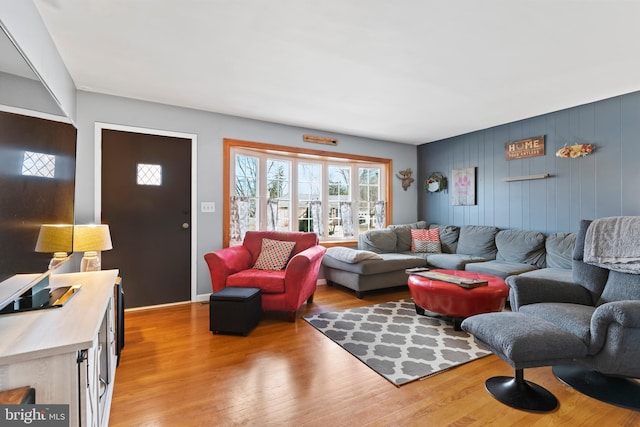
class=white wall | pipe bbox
[0,71,64,116]
[75,91,419,297]
[1,0,76,122]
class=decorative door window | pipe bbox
[137,163,162,186]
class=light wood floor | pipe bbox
[109,284,639,426]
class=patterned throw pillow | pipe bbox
[411,228,441,253]
[253,238,296,270]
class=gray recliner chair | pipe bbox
[462,217,640,412]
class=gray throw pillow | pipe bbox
[546,232,576,269]
[429,224,459,254]
[456,225,499,258]
[495,229,546,267]
[326,247,383,263]
[358,229,397,253]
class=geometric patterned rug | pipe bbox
[303,298,492,386]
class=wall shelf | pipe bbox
[503,173,550,182]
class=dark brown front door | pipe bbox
[101,128,191,308]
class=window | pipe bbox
[359,167,381,231]
[137,163,162,186]
[298,162,321,233]
[328,165,351,237]
[224,139,392,246]
[234,154,258,230]
[266,158,291,231]
[22,151,55,178]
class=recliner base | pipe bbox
[553,365,640,411]
[485,369,558,413]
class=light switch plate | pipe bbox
[201,202,215,213]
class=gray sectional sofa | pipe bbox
[322,221,576,298]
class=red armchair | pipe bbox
[204,231,327,321]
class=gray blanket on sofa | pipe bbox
[584,216,640,274]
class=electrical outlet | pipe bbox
[201,202,215,213]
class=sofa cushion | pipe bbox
[546,232,576,269]
[456,225,499,258]
[495,229,546,267]
[410,228,441,253]
[425,253,489,270]
[253,238,295,270]
[358,228,397,253]
[388,221,428,252]
[227,269,286,293]
[324,247,383,263]
[429,224,459,254]
[465,261,539,279]
[322,252,425,275]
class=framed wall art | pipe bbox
[451,167,476,206]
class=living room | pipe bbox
[2,1,640,425]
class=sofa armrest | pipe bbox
[283,245,327,306]
[204,245,253,292]
[507,275,593,311]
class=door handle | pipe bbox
[182,223,190,229]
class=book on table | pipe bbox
[412,271,489,288]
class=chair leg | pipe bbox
[287,311,297,322]
[485,368,558,413]
[307,293,314,304]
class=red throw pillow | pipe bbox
[253,238,296,270]
[410,228,441,253]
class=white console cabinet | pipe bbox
[0,269,120,427]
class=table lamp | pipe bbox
[73,224,113,272]
[35,224,73,269]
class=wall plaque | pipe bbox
[303,134,338,146]
[505,135,545,160]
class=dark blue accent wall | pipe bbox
[417,91,640,234]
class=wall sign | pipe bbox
[452,167,476,206]
[303,134,338,146]
[505,135,545,160]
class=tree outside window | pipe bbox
[267,159,291,231]
[298,163,321,232]
[328,165,351,237]
[359,167,380,232]
[234,154,258,231]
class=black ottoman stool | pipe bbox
[461,312,589,413]
[210,287,261,336]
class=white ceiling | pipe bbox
[32,0,640,145]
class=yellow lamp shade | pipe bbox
[73,224,113,272]
[35,224,73,253]
[73,224,113,252]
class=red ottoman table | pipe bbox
[407,269,509,330]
